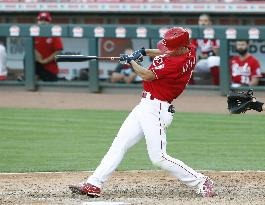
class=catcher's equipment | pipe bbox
[157,27,190,54]
[227,89,264,114]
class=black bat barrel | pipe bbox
[55,55,98,62]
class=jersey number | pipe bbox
[241,76,250,84]
[182,57,196,73]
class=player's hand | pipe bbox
[132,47,146,57]
[35,50,44,63]
[119,53,142,64]
[130,50,144,63]
[37,58,49,64]
[119,54,133,64]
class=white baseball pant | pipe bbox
[87,94,206,189]
[0,44,7,78]
[195,56,220,72]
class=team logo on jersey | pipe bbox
[231,62,251,76]
[152,55,165,70]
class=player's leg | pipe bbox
[110,72,125,83]
[35,62,57,81]
[194,59,209,72]
[86,105,144,188]
[35,62,46,80]
[208,56,220,85]
[137,100,206,188]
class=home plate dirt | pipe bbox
[0,171,264,205]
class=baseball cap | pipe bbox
[37,12,52,22]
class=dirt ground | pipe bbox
[0,89,265,205]
[0,171,265,205]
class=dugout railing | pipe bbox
[0,24,265,95]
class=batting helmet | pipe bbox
[37,12,52,22]
[157,27,190,54]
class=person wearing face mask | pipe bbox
[34,12,63,81]
[230,40,262,88]
[191,14,220,85]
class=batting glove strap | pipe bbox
[139,47,146,56]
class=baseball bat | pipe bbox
[55,55,120,62]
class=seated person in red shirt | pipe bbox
[191,14,220,85]
[230,40,262,88]
[34,12,63,81]
[110,48,142,84]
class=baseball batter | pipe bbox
[70,27,216,198]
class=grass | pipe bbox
[0,108,264,172]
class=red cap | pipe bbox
[37,12,52,22]
[157,27,190,54]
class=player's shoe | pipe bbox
[69,182,101,197]
[196,177,217,197]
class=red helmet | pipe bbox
[37,12,52,22]
[157,27,190,54]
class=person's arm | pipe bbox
[144,49,162,58]
[212,47,219,56]
[110,72,125,83]
[35,49,43,63]
[124,72,137,84]
[249,77,259,86]
[39,50,61,64]
[212,39,220,56]
[130,60,155,81]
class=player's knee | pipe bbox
[149,155,165,167]
[208,56,220,68]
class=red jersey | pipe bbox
[34,37,63,74]
[143,47,196,103]
[230,55,262,85]
[191,39,219,55]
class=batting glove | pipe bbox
[119,54,133,64]
[132,47,146,57]
[130,51,143,63]
[119,52,143,64]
